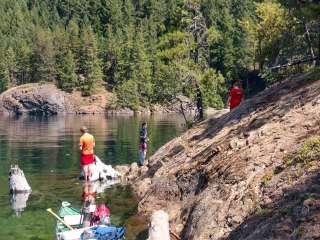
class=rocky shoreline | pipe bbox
[0,83,197,116]
[116,73,320,240]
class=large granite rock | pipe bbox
[0,83,114,115]
[126,73,320,240]
[0,84,68,115]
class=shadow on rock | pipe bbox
[227,172,320,240]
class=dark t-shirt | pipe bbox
[140,128,147,144]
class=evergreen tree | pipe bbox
[16,41,32,84]
[0,0,317,106]
[0,51,10,92]
[79,26,102,96]
[116,24,153,108]
[56,49,77,91]
[30,29,56,82]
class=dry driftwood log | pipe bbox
[148,210,170,240]
[8,165,32,193]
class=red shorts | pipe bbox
[81,154,95,167]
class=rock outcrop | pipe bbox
[124,72,320,240]
[0,83,198,116]
[0,84,68,115]
[0,83,136,115]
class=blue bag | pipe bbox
[81,226,125,240]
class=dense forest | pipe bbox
[0,0,319,110]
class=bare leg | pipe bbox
[87,164,92,181]
[83,165,89,181]
[144,150,147,159]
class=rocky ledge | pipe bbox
[117,72,320,240]
[0,83,111,115]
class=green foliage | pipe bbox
[284,137,320,167]
[79,26,102,96]
[0,47,16,91]
[56,50,77,92]
[200,69,226,109]
[115,80,140,110]
[255,205,272,215]
[0,63,10,92]
[30,30,56,82]
[261,173,273,186]
[259,67,277,84]
[242,1,290,69]
[0,0,318,109]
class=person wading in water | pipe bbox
[139,122,148,166]
[79,126,95,181]
[226,79,244,110]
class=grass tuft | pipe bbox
[284,137,320,167]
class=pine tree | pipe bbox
[130,24,153,105]
[16,41,32,84]
[56,50,77,92]
[103,25,123,87]
[30,29,56,82]
[79,25,102,96]
[0,47,17,92]
[67,19,81,72]
[0,51,10,92]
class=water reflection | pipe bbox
[81,180,117,228]
[82,182,97,228]
[0,114,184,239]
[10,192,31,217]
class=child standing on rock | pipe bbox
[79,126,96,181]
[139,122,148,166]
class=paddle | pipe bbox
[46,208,74,231]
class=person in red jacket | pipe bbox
[227,80,244,110]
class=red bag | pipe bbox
[91,204,110,226]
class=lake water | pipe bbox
[0,114,184,240]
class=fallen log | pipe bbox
[8,165,32,193]
[148,210,170,240]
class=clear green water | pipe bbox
[0,114,184,240]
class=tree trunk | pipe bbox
[303,20,316,66]
[192,10,204,121]
[317,19,320,66]
[148,210,170,240]
[195,83,204,121]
